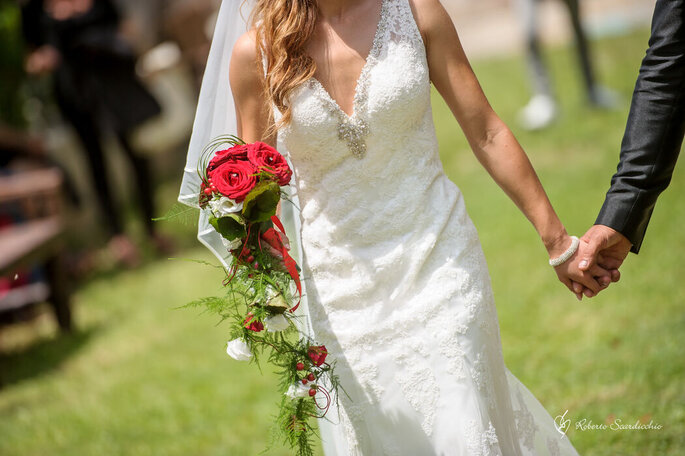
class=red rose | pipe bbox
[243,312,264,332]
[209,160,258,202]
[208,145,249,172]
[307,345,328,366]
[247,142,293,186]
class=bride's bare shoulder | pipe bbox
[231,29,260,68]
[230,29,265,97]
[407,0,456,44]
[230,29,272,142]
[407,0,450,18]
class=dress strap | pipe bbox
[384,0,426,48]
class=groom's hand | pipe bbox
[571,225,631,298]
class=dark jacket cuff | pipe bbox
[595,194,651,254]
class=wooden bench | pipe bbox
[0,168,72,332]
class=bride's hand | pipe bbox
[547,236,613,300]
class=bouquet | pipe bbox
[186,136,343,455]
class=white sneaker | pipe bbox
[518,94,558,131]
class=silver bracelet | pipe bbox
[549,236,580,267]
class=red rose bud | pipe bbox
[203,188,212,195]
[253,262,259,269]
[307,373,315,381]
[307,345,328,367]
[296,362,305,371]
[247,255,255,263]
[243,312,264,332]
[301,379,308,385]
[308,388,317,397]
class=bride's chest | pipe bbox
[278,40,431,155]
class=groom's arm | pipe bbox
[595,0,685,254]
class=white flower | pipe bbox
[209,196,243,217]
[221,236,243,251]
[226,338,252,361]
[265,314,290,332]
[285,382,311,399]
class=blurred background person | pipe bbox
[514,0,620,130]
[20,0,170,267]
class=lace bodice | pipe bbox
[275,0,432,189]
[286,0,427,160]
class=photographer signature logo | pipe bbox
[554,410,571,438]
[553,410,663,437]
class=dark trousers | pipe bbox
[517,0,597,101]
[57,98,156,238]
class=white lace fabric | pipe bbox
[272,0,581,454]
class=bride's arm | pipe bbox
[409,0,610,297]
[230,30,277,147]
[230,30,282,217]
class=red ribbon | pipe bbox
[260,215,302,312]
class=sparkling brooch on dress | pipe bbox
[338,117,370,158]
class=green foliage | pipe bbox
[177,296,236,324]
[242,181,281,223]
[208,213,246,240]
[152,202,200,227]
[186,255,343,456]
[179,193,346,455]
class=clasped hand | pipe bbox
[551,226,632,300]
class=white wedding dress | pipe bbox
[270,0,581,454]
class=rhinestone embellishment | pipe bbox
[338,118,370,158]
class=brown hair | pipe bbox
[250,0,319,136]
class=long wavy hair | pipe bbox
[249,0,319,137]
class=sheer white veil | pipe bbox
[177,0,254,268]
[176,0,313,338]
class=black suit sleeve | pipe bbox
[595,0,685,253]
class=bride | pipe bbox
[180,0,615,454]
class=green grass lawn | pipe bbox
[1,29,683,455]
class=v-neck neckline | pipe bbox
[310,0,387,120]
